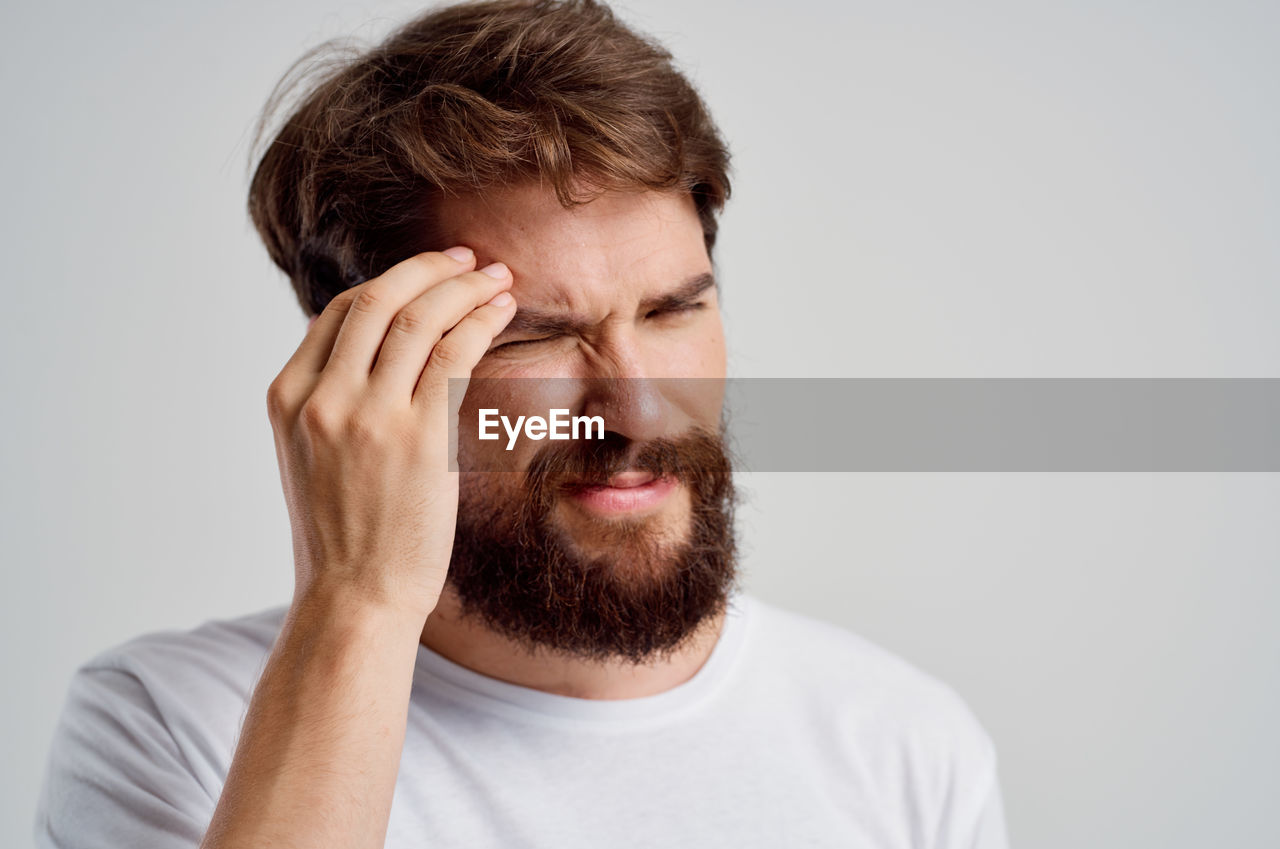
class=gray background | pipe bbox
[3,1,1277,846]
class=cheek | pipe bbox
[653,316,726,430]
[458,470,525,525]
[707,319,727,371]
[457,380,581,473]
[662,314,726,377]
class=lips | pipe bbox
[561,470,678,515]
[562,468,657,491]
[600,469,656,488]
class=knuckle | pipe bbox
[348,287,384,316]
[346,408,390,447]
[265,378,291,420]
[298,395,341,436]
[390,305,431,336]
[324,288,359,317]
[428,340,463,370]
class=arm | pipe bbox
[197,592,423,848]
[200,247,516,848]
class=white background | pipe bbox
[3,1,1277,846]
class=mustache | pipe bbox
[522,427,733,509]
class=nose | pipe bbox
[578,330,670,445]
[580,377,669,445]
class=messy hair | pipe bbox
[248,0,733,317]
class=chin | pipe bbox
[550,485,694,565]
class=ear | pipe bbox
[308,314,319,329]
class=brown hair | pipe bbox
[248,0,733,317]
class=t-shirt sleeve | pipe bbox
[967,772,1010,849]
[924,689,1011,849]
[34,663,217,848]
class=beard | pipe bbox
[447,426,739,665]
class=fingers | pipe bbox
[323,249,496,384]
[413,292,518,412]
[366,262,513,399]
[270,291,369,423]
[283,249,476,383]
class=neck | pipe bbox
[419,587,728,700]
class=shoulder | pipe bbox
[735,594,1004,845]
[84,605,287,686]
[64,607,288,770]
[738,593,998,775]
[67,602,287,733]
[37,607,289,846]
[74,605,287,718]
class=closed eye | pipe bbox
[645,301,707,319]
[490,302,708,352]
[490,334,560,351]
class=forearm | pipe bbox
[199,589,426,849]
[216,245,511,845]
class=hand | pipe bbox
[265,247,516,620]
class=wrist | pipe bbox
[289,577,434,640]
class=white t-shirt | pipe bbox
[35,593,1009,848]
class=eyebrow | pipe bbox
[497,271,717,339]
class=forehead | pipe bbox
[433,183,708,303]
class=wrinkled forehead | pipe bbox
[433,184,708,307]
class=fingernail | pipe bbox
[443,246,473,262]
[479,262,508,279]
[488,292,514,307]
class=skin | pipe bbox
[200,184,729,848]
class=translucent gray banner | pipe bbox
[448,378,1280,471]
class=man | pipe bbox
[36,1,1009,846]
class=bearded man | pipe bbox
[35,2,1009,847]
